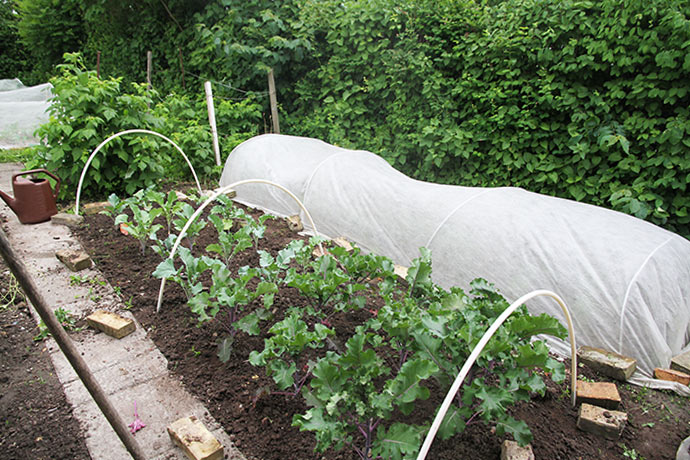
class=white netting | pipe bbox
[0,79,52,149]
[220,134,690,395]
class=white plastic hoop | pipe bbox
[416,289,577,460]
[155,179,324,313]
[74,129,202,215]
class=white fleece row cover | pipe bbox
[0,79,51,149]
[220,134,690,394]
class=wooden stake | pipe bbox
[146,50,152,91]
[0,228,147,460]
[267,68,280,134]
[96,51,101,78]
[205,81,221,166]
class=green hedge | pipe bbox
[13,0,690,236]
[287,0,690,237]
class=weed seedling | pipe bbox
[34,307,82,341]
[619,443,646,460]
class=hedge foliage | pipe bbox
[27,53,261,200]
[12,0,690,236]
[288,0,690,236]
[0,0,28,79]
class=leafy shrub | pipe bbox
[188,0,311,92]
[27,53,168,201]
[288,0,690,237]
[0,0,29,79]
[80,0,205,93]
[15,0,85,82]
[153,92,262,179]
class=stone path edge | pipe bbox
[0,163,245,460]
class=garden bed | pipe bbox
[72,200,689,460]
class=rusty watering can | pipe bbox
[0,169,60,224]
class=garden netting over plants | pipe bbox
[220,134,690,395]
[0,78,51,149]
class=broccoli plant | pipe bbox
[293,328,437,460]
[114,199,163,255]
[249,310,334,398]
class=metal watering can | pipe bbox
[0,169,60,224]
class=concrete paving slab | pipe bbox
[0,163,244,460]
[70,373,227,460]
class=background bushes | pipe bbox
[9,0,690,236]
[289,0,690,236]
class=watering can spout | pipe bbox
[0,189,17,212]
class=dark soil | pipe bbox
[73,208,690,460]
[0,263,91,460]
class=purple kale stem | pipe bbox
[371,418,380,431]
[465,410,481,426]
[357,422,369,438]
[293,370,310,395]
[398,349,409,370]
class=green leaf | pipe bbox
[373,423,425,460]
[217,336,234,363]
[235,312,262,335]
[152,258,177,278]
[495,416,533,446]
[509,314,567,340]
[269,359,296,390]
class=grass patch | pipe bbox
[0,147,33,164]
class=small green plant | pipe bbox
[69,274,106,287]
[153,247,213,302]
[34,307,81,341]
[0,147,33,163]
[172,202,207,251]
[115,190,164,255]
[249,310,334,397]
[620,443,646,460]
[145,189,183,235]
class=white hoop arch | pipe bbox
[156,179,324,313]
[74,129,202,215]
[416,289,578,460]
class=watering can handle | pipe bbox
[12,169,61,199]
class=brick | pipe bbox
[577,346,637,381]
[51,213,84,227]
[313,237,354,258]
[55,249,92,271]
[654,367,690,386]
[167,415,223,460]
[577,403,627,440]
[501,440,535,460]
[677,435,690,460]
[333,236,353,251]
[394,264,408,278]
[576,381,621,410]
[83,201,110,215]
[86,310,135,339]
[671,349,690,375]
[287,215,303,232]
